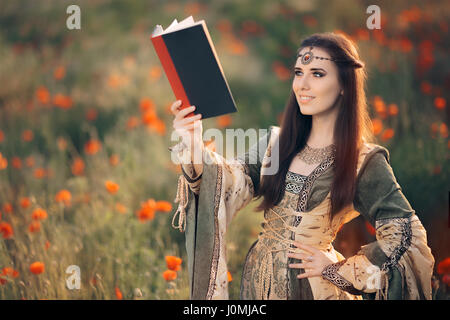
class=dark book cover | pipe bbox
[151,19,238,120]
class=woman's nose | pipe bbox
[294,75,310,91]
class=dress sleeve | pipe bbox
[168,140,203,195]
[168,128,272,232]
[321,149,435,299]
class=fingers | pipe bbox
[174,118,202,138]
[288,262,310,269]
[181,121,200,131]
[287,251,309,261]
[291,241,316,254]
[170,100,182,114]
[174,113,202,128]
[297,271,315,279]
[175,105,196,121]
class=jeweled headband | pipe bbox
[297,46,364,68]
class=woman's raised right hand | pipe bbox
[171,100,204,154]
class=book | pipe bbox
[151,16,238,120]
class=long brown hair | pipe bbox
[254,32,374,222]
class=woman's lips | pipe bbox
[299,95,315,104]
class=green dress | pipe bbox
[170,126,435,300]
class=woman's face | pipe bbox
[292,46,343,117]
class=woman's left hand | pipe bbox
[287,241,334,279]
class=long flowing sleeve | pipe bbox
[168,126,276,299]
[168,140,203,195]
[321,147,435,299]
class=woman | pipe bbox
[168,32,434,300]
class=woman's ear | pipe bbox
[340,90,344,95]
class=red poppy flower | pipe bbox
[30,261,45,275]
[36,86,50,104]
[156,201,172,212]
[11,157,22,169]
[28,221,41,233]
[0,222,13,239]
[55,190,72,205]
[105,181,120,194]
[136,199,156,222]
[437,257,450,275]
[84,139,101,155]
[20,197,31,209]
[31,208,48,220]
[115,286,123,300]
[162,270,177,281]
[139,98,154,113]
[165,256,182,271]
[434,97,446,110]
[71,157,85,176]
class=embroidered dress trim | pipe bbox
[285,171,307,195]
[181,165,202,183]
[284,171,307,297]
[378,217,412,272]
[321,259,362,295]
[206,164,223,299]
[285,170,306,227]
[321,218,413,297]
[296,155,335,212]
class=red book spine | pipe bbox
[150,35,194,117]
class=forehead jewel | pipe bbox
[297,46,364,69]
[297,46,336,65]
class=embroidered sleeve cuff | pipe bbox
[321,260,364,295]
[181,165,202,183]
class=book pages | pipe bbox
[165,16,194,33]
[152,16,203,37]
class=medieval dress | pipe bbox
[169,126,435,300]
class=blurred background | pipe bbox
[0,0,448,299]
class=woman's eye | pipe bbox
[294,71,324,78]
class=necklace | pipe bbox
[296,143,336,165]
